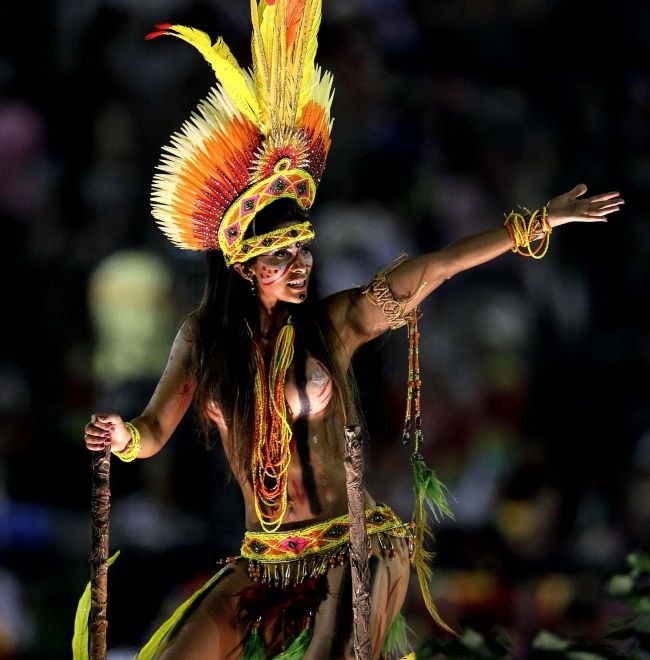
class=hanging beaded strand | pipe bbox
[401,311,414,446]
[402,307,424,460]
[400,305,455,633]
[361,257,455,633]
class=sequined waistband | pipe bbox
[239,504,413,586]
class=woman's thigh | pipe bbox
[157,561,252,660]
[156,536,411,660]
[307,535,411,660]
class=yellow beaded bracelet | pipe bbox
[112,421,142,462]
[503,206,551,259]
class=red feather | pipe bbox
[145,23,172,41]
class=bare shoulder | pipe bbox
[177,316,194,342]
[171,317,194,363]
[156,319,193,380]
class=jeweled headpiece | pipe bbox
[147,0,334,265]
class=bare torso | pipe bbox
[206,352,375,530]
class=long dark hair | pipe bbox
[187,199,361,478]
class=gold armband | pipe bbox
[112,421,141,462]
[361,253,425,330]
[503,206,552,259]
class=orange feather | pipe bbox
[286,0,306,48]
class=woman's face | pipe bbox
[243,241,314,306]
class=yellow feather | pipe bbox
[293,0,321,114]
[259,1,277,67]
[163,25,259,122]
[251,0,270,112]
[413,494,457,636]
[254,0,279,125]
[278,0,290,129]
[212,35,239,69]
[248,1,331,131]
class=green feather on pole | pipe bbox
[411,457,456,636]
[412,458,454,523]
[72,550,121,660]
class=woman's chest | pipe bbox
[206,353,333,428]
[284,354,333,418]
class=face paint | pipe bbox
[256,243,312,285]
[257,252,298,285]
[250,242,313,305]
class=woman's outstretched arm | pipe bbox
[84,321,196,459]
[327,184,624,361]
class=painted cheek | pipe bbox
[258,251,301,285]
[258,263,288,285]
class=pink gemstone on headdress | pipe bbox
[265,175,291,196]
[240,194,260,218]
[224,223,241,246]
[278,536,309,554]
[293,178,312,199]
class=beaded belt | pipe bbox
[239,504,413,587]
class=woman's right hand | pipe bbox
[546,183,624,228]
[84,413,132,453]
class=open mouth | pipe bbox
[287,279,307,290]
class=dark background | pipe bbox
[0,0,649,658]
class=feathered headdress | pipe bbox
[146,0,334,265]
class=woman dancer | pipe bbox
[82,1,624,657]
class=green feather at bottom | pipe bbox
[242,629,265,660]
[242,624,313,660]
[411,458,457,635]
[275,625,313,659]
[381,612,411,658]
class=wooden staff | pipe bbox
[343,425,371,660]
[89,444,111,659]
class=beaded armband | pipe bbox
[112,421,141,462]
[361,253,425,330]
[503,206,552,259]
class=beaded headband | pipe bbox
[147,0,333,265]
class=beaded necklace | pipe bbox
[251,318,295,532]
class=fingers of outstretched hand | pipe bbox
[548,187,623,226]
[584,195,624,218]
[586,191,622,203]
[587,206,622,217]
[84,413,120,451]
